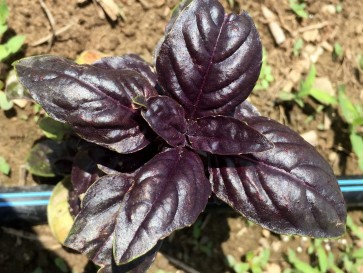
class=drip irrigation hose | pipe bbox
[1,176,363,226]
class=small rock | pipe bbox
[265,263,282,273]
[262,229,270,238]
[321,41,333,52]
[259,238,269,248]
[296,246,303,253]
[322,5,336,14]
[325,243,331,251]
[301,130,318,146]
[355,24,363,35]
[302,29,320,42]
[154,0,165,8]
[323,114,332,130]
[12,99,28,108]
[272,241,282,252]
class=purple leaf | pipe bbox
[233,100,260,119]
[114,148,211,264]
[93,54,157,87]
[15,56,157,154]
[64,174,133,267]
[209,117,346,237]
[142,96,187,147]
[71,150,100,195]
[156,0,262,118]
[187,116,273,155]
[99,242,162,273]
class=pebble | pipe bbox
[302,29,320,42]
[262,229,271,238]
[272,241,282,252]
[265,263,282,273]
[322,5,336,14]
[259,238,270,248]
[301,130,318,146]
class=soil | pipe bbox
[1,0,363,273]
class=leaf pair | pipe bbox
[66,148,211,268]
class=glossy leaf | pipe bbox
[142,96,187,147]
[65,174,133,267]
[114,148,211,264]
[233,100,260,119]
[156,0,262,118]
[93,54,157,87]
[99,242,162,273]
[15,56,157,154]
[71,150,100,195]
[209,116,346,237]
[187,116,273,155]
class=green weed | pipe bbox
[226,249,270,273]
[279,65,337,108]
[255,48,274,90]
[0,155,10,175]
[289,0,309,19]
[0,0,25,61]
[293,38,304,57]
[338,85,363,171]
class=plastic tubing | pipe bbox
[1,176,363,226]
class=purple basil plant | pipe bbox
[15,0,346,272]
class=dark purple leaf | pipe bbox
[15,56,157,154]
[142,96,187,147]
[71,150,100,195]
[99,242,162,273]
[93,54,157,87]
[156,0,262,118]
[68,188,81,217]
[64,174,133,267]
[187,116,273,155]
[153,0,194,66]
[114,148,211,264]
[88,143,159,174]
[233,100,260,119]
[209,116,346,237]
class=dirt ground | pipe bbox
[1,0,363,272]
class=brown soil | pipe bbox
[1,0,363,273]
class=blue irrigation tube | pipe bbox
[1,176,363,226]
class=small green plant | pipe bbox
[190,218,213,256]
[54,257,69,273]
[336,3,343,13]
[0,155,10,175]
[279,65,337,107]
[255,48,274,90]
[0,0,25,61]
[227,0,236,8]
[293,38,304,57]
[286,217,363,273]
[338,85,363,171]
[226,249,270,273]
[333,42,344,60]
[0,90,12,110]
[357,54,363,70]
[289,0,309,19]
